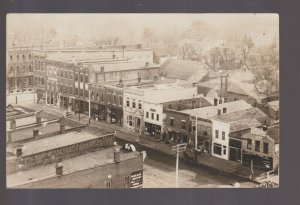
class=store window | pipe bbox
[213,143,222,155]
[223,146,226,155]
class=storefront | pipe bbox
[144,122,161,137]
[242,151,273,171]
[166,128,189,144]
[228,138,242,162]
[106,107,123,126]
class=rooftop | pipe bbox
[8,121,70,143]
[267,100,279,111]
[212,107,267,124]
[7,147,140,188]
[180,100,252,118]
[20,130,113,157]
[89,61,158,73]
[241,125,279,144]
[160,59,210,83]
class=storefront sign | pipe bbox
[130,170,143,188]
[150,108,156,112]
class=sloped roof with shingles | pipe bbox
[161,59,209,83]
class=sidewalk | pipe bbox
[20,102,265,181]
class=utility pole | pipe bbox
[172,143,187,188]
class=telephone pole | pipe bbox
[172,143,187,188]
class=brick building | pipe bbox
[6,48,46,95]
[7,146,144,188]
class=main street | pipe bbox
[18,102,257,188]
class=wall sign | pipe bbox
[130,169,143,188]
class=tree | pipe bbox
[205,47,222,71]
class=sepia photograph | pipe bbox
[6,13,279,189]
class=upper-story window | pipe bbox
[65,70,68,78]
[17,55,20,61]
[222,131,225,140]
[247,139,252,149]
[126,100,130,107]
[138,103,142,109]
[132,102,136,108]
[80,74,83,82]
[60,70,63,77]
[156,114,159,121]
[101,93,104,102]
[181,120,186,129]
[29,65,33,72]
[263,142,269,154]
[170,118,174,126]
[22,54,25,60]
[146,112,149,118]
[255,140,260,152]
[119,96,122,106]
[151,113,154,120]
[215,130,219,138]
[29,54,32,59]
[10,55,13,61]
[113,95,117,104]
[70,72,73,79]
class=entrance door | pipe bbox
[229,147,241,162]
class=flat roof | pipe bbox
[7,147,140,188]
[8,121,70,143]
[21,130,113,157]
[181,100,252,118]
[6,116,48,131]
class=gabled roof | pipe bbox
[160,59,209,83]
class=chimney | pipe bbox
[10,118,16,130]
[217,109,221,115]
[214,98,218,106]
[60,123,66,134]
[223,107,227,114]
[33,128,39,138]
[16,147,22,157]
[114,147,121,163]
[145,62,149,68]
[56,162,63,176]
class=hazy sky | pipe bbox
[7,13,278,42]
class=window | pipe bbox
[215,130,219,138]
[206,127,212,136]
[29,65,32,72]
[124,176,130,188]
[17,55,19,61]
[223,146,227,155]
[85,75,89,83]
[168,104,172,109]
[70,72,73,79]
[65,70,68,78]
[101,94,104,102]
[132,102,136,108]
[138,103,142,109]
[170,118,174,126]
[146,112,149,118]
[247,139,252,149]
[151,113,154,120]
[105,181,111,188]
[75,88,78,95]
[255,140,260,152]
[75,73,78,81]
[107,94,111,103]
[80,89,83,97]
[113,95,117,104]
[263,142,269,154]
[80,74,83,82]
[119,96,122,106]
[181,121,186,129]
[213,143,222,155]
[69,87,73,94]
[222,131,225,140]
[156,114,159,121]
